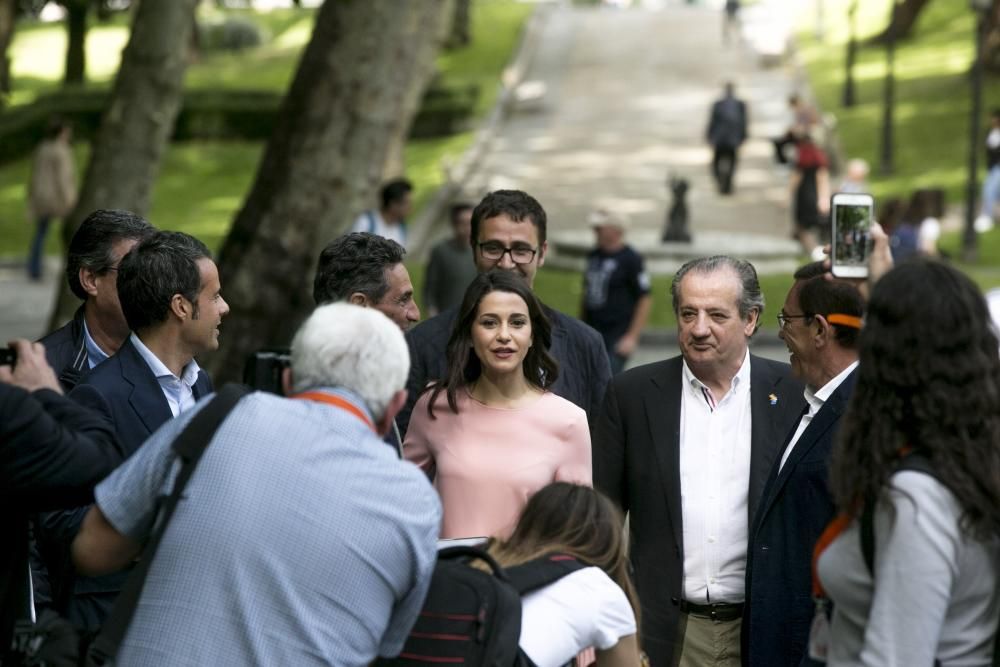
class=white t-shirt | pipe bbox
[351,209,407,248]
[519,567,637,667]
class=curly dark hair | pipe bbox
[426,270,558,418]
[313,233,406,305]
[830,259,1000,541]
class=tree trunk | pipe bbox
[446,0,471,49]
[63,0,89,85]
[48,0,200,328]
[204,0,452,383]
[0,0,15,95]
[984,0,1000,73]
[867,0,931,45]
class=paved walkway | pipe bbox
[460,0,805,270]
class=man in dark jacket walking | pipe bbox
[707,82,748,195]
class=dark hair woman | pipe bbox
[486,483,641,667]
[816,259,1000,665]
[404,271,591,539]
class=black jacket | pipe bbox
[593,354,805,667]
[40,306,90,392]
[742,368,857,667]
[1,385,123,653]
[398,304,612,438]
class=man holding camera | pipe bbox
[72,304,440,665]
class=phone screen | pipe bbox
[832,198,874,274]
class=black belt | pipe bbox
[678,600,744,622]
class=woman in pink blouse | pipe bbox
[404,270,592,539]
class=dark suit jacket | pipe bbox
[39,306,89,392]
[707,96,748,148]
[40,336,212,630]
[1,386,123,653]
[593,354,805,667]
[399,304,611,437]
[742,368,857,667]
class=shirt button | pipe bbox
[708,536,717,543]
[710,577,718,584]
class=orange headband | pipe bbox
[827,313,863,329]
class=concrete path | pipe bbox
[462,0,806,271]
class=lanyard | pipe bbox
[812,513,851,598]
[292,391,375,433]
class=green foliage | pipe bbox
[799,0,1000,209]
[0,1,534,259]
[197,15,267,53]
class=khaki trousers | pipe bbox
[676,612,741,667]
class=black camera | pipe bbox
[0,347,16,367]
[243,347,291,395]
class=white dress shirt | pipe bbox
[779,361,858,471]
[130,333,201,418]
[82,318,110,369]
[679,351,752,603]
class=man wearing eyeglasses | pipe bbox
[741,263,863,667]
[397,189,612,437]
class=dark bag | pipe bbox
[860,452,1000,667]
[6,384,250,667]
[375,546,587,667]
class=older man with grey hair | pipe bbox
[592,256,805,667]
[71,303,441,667]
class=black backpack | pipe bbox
[377,546,587,667]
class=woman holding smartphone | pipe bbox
[404,271,591,539]
[816,259,1000,665]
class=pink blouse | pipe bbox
[404,390,592,539]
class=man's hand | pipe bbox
[822,222,894,300]
[614,332,640,358]
[0,339,63,394]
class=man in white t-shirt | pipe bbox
[352,178,413,248]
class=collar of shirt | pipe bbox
[130,332,201,388]
[803,360,858,416]
[682,349,751,410]
[81,318,110,369]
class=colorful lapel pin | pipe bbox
[769,393,778,406]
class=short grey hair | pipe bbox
[290,303,410,421]
[670,256,765,334]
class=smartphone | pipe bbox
[830,192,875,279]
[0,347,15,367]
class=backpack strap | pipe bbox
[85,383,251,665]
[505,554,589,596]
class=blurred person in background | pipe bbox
[27,117,77,281]
[423,202,477,317]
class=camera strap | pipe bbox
[292,391,375,433]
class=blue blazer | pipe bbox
[42,336,213,630]
[742,368,857,667]
[69,336,213,457]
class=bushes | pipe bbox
[0,83,480,165]
[198,16,267,53]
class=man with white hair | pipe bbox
[70,304,441,666]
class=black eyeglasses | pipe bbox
[777,312,813,329]
[477,242,538,265]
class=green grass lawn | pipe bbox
[799,0,1000,209]
[0,1,533,258]
[798,0,1000,288]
